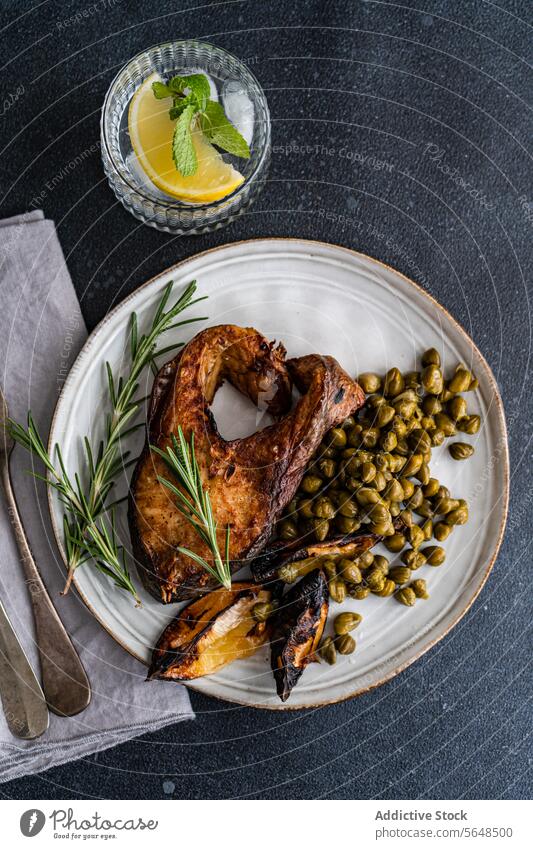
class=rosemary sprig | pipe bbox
[9,280,207,603]
[153,427,232,590]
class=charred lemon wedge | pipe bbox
[148,582,276,681]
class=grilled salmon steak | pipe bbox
[129,325,365,603]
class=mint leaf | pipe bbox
[152,81,173,99]
[169,74,210,112]
[199,100,250,159]
[169,95,193,120]
[172,104,197,177]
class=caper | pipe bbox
[384,479,404,502]
[433,496,459,514]
[334,611,362,635]
[370,521,394,535]
[358,372,381,394]
[449,442,475,461]
[400,478,415,499]
[298,498,315,519]
[394,399,417,419]
[434,521,452,541]
[411,578,429,599]
[348,425,363,447]
[336,634,356,655]
[375,578,396,597]
[402,454,424,477]
[339,498,359,520]
[394,437,410,457]
[431,428,445,446]
[328,577,347,603]
[420,416,436,432]
[414,498,434,519]
[376,404,395,428]
[373,471,388,493]
[422,364,444,395]
[422,478,440,498]
[391,416,408,438]
[279,519,299,540]
[384,533,407,553]
[366,569,386,591]
[339,560,363,583]
[319,459,337,478]
[390,566,411,584]
[409,428,432,454]
[367,393,386,409]
[457,414,481,434]
[319,636,337,665]
[399,508,414,527]
[252,602,275,622]
[434,412,456,436]
[301,474,322,494]
[322,559,338,580]
[368,503,391,525]
[328,427,347,449]
[356,487,381,506]
[336,516,361,534]
[396,586,416,606]
[449,368,472,394]
[445,506,469,525]
[408,525,425,549]
[438,386,454,403]
[362,427,381,448]
[373,554,389,574]
[343,415,357,429]
[415,462,431,486]
[318,443,337,459]
[407,486,424,509]
[380,431,398,452]
[314,496,336,519]
[421,518,433,540]
[421,347,441,367]
[358,461,375,484]
[313,518,330,541]
[448,396,467,421]
[351,585,371,599]
[359,551,375,568]
[401,549,427,570]
[468,375,479,391]
[423,545,446,566]
[422,396,442,417]
[278,563,299,583]
[383,367,404,397]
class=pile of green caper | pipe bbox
[276,349,480,659]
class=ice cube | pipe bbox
[222,79,254,145]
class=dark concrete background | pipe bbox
[0,0,531,800]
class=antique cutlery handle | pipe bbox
[1,465,91,716]
[0,597,49,739]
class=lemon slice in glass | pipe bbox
[128,73,245,203]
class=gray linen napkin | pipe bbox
[0,212,193,783]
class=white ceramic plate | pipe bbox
[48,239,508,709]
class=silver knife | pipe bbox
[0,386,91,718]
[0,597,49,739]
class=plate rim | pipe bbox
[47,237,510,710]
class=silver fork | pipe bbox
[0,386,91,718]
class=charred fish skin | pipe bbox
[270,568,329,702]
[129,326,365,604]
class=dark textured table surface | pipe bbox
[0,0,531,800]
